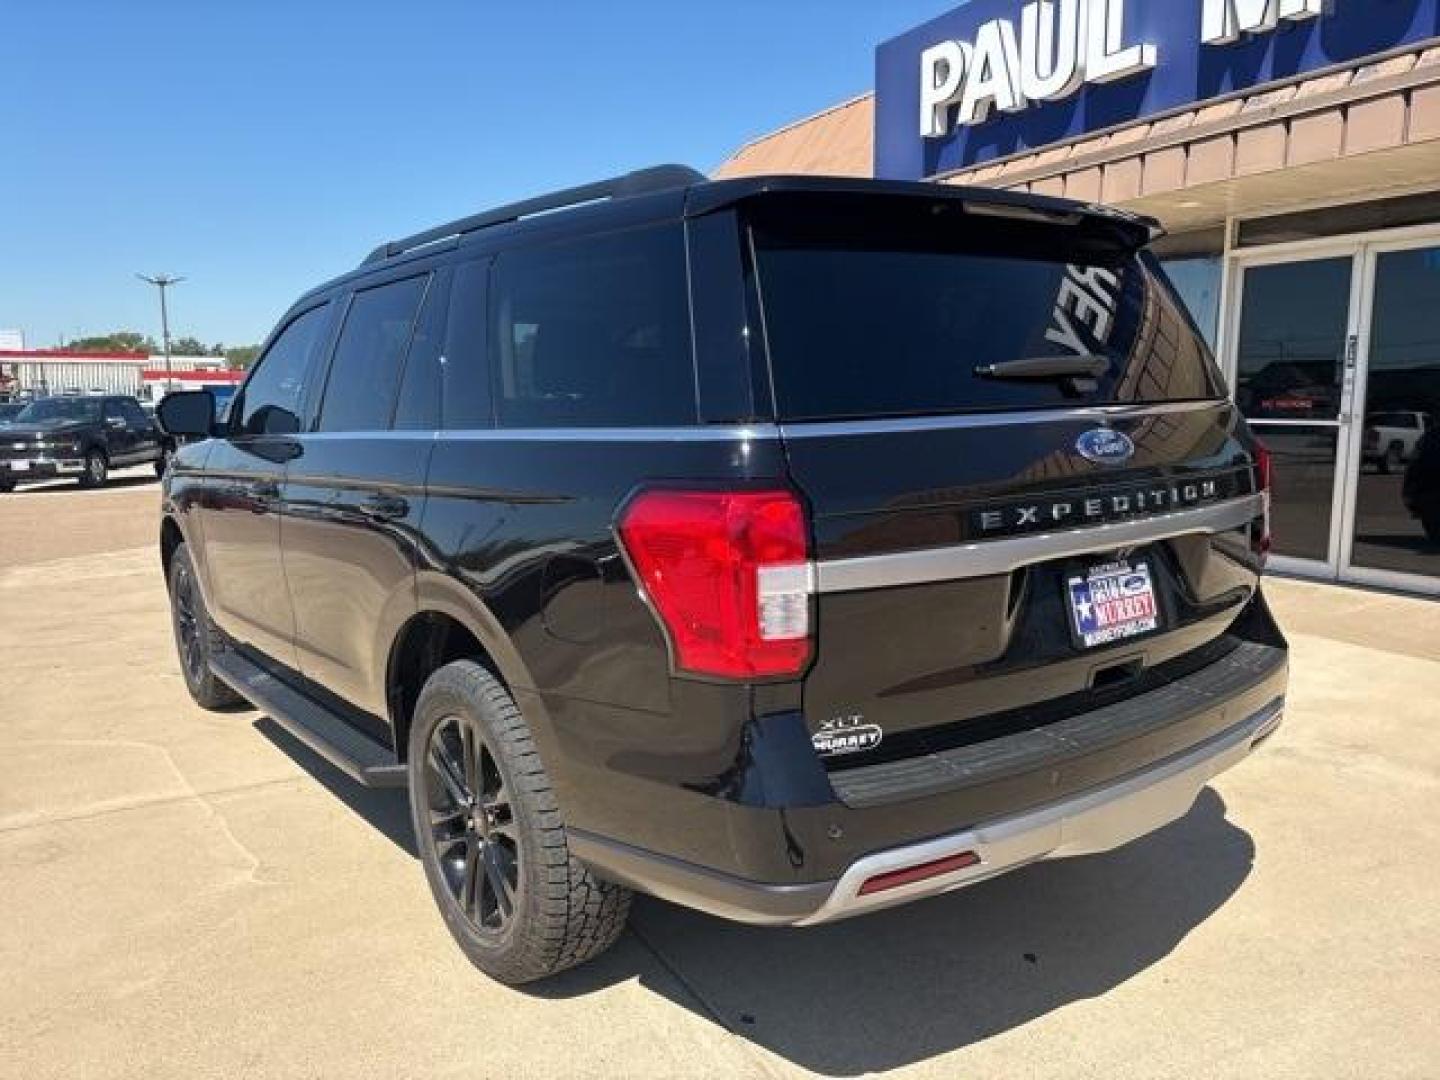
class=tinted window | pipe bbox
[121,399,149,427]
[490,226,694,427]
[1234,258,1350,422]
[392,270,448,430]
[749,201,1224,421]
[103,399,125,422]
[319,276,428,432]
[14,397,101,423]
[443,259,493,429]
[239,304,331,435]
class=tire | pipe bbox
[79,449,108,488]
[0,481,13,494]
[407,660,631,985]
[166,542,243,710]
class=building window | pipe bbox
[1160,256,1223,351]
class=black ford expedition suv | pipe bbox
[1,394,169,491]
[157,166,1287,985]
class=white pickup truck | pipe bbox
[1364,411,1434,473]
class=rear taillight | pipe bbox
[1254,440,1274,563]
[617,488,813,679]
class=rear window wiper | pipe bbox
[974,354,1111,380]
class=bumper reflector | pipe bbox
[856,850,981,896]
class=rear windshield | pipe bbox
[749,198,1224,421]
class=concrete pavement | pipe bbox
[2,482,1438,1078]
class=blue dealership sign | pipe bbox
[875,0,1440,180]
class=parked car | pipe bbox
[158,167,1288,985]
[1365,410,1433,473]
[0,401,24,422]
[0,393,171,492]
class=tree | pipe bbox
[64,331,155,353]
[56,329,258,366]
[224,345,261,370]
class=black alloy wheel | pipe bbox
[171,555,207,690]
[165,542,243,710]
[406,660,631,984]
[422,714,520,936]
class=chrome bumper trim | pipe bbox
[0,459,83,476]
[814,493,1264,593]
[795,698,1283,926]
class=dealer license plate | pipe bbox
[1067,560,1160,648]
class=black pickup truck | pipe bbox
[0,394,171,491]
[157,167,1288,985]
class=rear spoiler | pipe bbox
[686,175,1165,251]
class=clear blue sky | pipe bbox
[2,0,956,350]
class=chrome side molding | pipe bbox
[814,493,1264,593]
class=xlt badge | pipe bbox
[813,714,883,757]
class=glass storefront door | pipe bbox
[1340,242,1440,594]
[1228,235,1440,596]
[1231,252,1359,577]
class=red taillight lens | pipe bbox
[617,489,813,679]
[1254,439,1274,563]
[857,851,981,896]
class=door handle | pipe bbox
[359,493,409,521]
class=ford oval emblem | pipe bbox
[1075,428,1135,466]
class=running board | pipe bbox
[210,651,407,788]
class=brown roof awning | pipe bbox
[715,45,1440,232]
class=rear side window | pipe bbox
[392,269,448,431]
[120,399,149,427]
[239,304,331,435]
[318,275,429,432]
[442,259,493,430]
[750,199,1225,421]
[489,225,695,428]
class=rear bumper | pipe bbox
[798,697,1281,925]
[573,696,1282,926]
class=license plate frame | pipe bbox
[1065,558,1162,650]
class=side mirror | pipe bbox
[157,390,216,438]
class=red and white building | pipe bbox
[0,350,244,401]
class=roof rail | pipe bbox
[359,163,706,267]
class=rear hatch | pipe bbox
[742,191,1266,765]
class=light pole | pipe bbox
[137,273,185,394]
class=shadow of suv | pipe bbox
[157,166,1288,985]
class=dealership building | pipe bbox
[719,0,1440,597]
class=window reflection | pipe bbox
[1254,424,1337,563]
[1350,248,1440,577]
[1235,259,1351,422]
